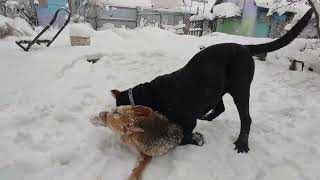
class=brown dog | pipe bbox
[91,105,183,180]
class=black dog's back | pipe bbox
[111,8,314,151]
[151,43,253,134]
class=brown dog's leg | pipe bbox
[129,154,152,180]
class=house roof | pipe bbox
[87,0,152,7]
[254,0,310,16]
[190,1,241,21]
[180,0,217,14]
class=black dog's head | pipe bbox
[111,89,130,106]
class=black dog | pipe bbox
[111,9,313,153]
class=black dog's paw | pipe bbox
[192,132,205,146]
[234,134,249,153]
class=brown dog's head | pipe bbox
[91,105,154,136]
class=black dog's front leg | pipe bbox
[234,116,251,153]
[234,133,249,153]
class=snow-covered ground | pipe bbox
[0,26,320,180]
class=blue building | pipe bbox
[35,0,68,27]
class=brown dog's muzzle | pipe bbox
[90,111,109,127]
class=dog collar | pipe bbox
[128,88,135,105]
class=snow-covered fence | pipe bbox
[137,8,189,30]
[82,2,190,32]
[188,19,207,36]
[83,3,138,30]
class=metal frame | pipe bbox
[16,7,71,51]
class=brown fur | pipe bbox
[129,154,152,180]
[91,105,183,180]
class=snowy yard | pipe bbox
[0,27,320,180]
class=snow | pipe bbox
[162,23,186,34]
[34,0,39,5]
[69,23,94,37]
[210,2,241,18]
[151,0,181,9]
[188,27,202,31]
[284,12,303,31]
[86,0,152,7]
[190,14,207,21]
[190,2,241,21]
[269,0,310,16]
[254,0,271,9]
[98,23,115,30]
[0,15,35,38]
[180,0,217,15]
[0,25,320,180]
[254,0,310,17]
[0,15,11,27]
[4,0,19,8]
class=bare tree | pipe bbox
[0,0,37,26]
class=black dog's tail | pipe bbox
[246,8,313,55]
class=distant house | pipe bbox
[35,0,68,27]
[254,0,318,38]
[188,0,318,38]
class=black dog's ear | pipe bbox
[111,89,121,99]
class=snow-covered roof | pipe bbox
[180,0,217,14]
[254,0,310,16]
[254,0,272,9]
[210,2,241,18]
[190,2,240,21]
[86,0,220,14]
[3,0,19,8]
[86,0,152,7]
[152,0,181,9]
[87,0,183,8]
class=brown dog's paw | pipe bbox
[128,173,140,180]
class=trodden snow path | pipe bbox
[0,27,320,180]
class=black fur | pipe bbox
[113,9,313,153]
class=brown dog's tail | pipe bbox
[129,154,152,180]
[246,8,313,55]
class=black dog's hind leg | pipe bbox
[201,99,225,121]
[229,48,255,153]
[230,92,252,153]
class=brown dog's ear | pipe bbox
[133,105,153,117]
[111,89,121,99]
[127,126,145,134]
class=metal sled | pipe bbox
[16,7,71,51]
